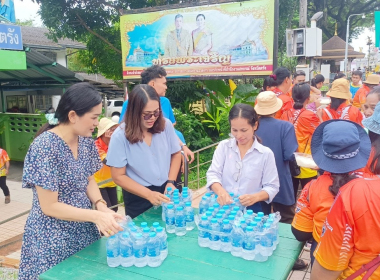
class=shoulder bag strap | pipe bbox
[345,255,380,280]
[293,109,305,124]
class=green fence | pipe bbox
[0,113,45,161]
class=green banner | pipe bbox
[376,11,380,48]
[0,50,26,70]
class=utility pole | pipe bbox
[298,0,308,65]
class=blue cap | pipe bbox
[122,232,130,238]
[182,193,188,198]
[240,220,246,225]
[185,201,191,206]
[208,207,214,212]
[167,204,174,209]
[219,210,226,214]
[228,215,235,221]
[201,215,208,221]
[257,212,264,217]
[165,194,170,199]
[167,187,172,191]
[211,218,218,223]
[246,226,253,232]
[128,222,135,226]
[130,227,137,232]
[223,205,230,210]
[250,221,258,227]
[267,218,274,224]
[205,193,212,197]
[229,192,234,197]
[213,203,220,208]
[223,219,229,224]
[183,187,188,191]
[216,214,222,219]
[141,222,147,228]
[174,200,180,204]
[156,226,163,232]
[254,217,261,222]
[230,210,237,215]
[135,233,143,238]
[269,213,275,219]
[149,232,157,237]
[143,227,150,233]
[247,210,253,215]
[233,206,240,211]
[243,214,250,219]
[205,211,212,216]
[173,189,179,193]
[202,196,207,200]
[153,222,160,227]
[264,223,270,229]
[176,206,183,211]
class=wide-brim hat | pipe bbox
[254,91,283,115]
[326,78,351,100]
[311,120,371,174]
[97,118,118,138]
[363,102,380,135]
[364,74,380,85]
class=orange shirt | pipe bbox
[314,176,380,279]
[94,138,116,188]
[321,103,363,126]
[352,84,370,108]
[286,84,294,97]
[292,173,333,242]
[272,87,294,119]
[0,149,9,177]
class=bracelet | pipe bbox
[167,180,176,185]
[94,198,107,208]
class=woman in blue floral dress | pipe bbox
[18,83,123,280]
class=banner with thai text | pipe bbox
[120,0,275,80]
[0,23,22,50]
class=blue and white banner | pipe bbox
[0,23,23,50]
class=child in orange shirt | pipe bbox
[0,147,10,204]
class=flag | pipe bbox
[229,79,237,95]
[376,11,380,48]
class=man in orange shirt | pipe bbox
[286,70,306,97]
[352,74,380,111]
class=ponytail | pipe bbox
[292,82,310,109]
[311,74,325,88]
[329,173,357,196]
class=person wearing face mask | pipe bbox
[107,85,182,219]
[206,103,279,212]
[18,83,123,280]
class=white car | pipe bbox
[106,99,124,118]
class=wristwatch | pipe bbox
[167,180,176,185]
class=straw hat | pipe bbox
[254,91,283,115]
[97,118,118,138]
[364,74,380,85]
[326,78,351,100]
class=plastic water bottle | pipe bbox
[219,209,227,220]
[182,192,190,204]
[147,232,162,267]
[152,222,160,232]
[161,195,171,221]
[106,235,120,267]
[253,231,268,262]
[205,211,213,222]
[175,206,187,236]
[166,186,173,198]
[240,220,247,232]
[156,226,168,260]
[223,205,231,216]
[228,215,235,225]
[133,233,147,267]
[199,197,209,215]
[242,226,256,260]
[220,219,232,252]
[207,207,215,215]
[198,215,210,248]
[261,223,274,256]
[233,206,243,220]
[257,212,264,218]
[230,225,244,257]
[209,218,221,251]
[165,204,175,234]
[142,227,151,241]
[216,213,223,226]
[141,222,148,228]
[173,199,181,209]
[119,232,134,267]
[268,217,279,246]
[184,202,195,231]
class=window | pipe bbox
[34,95,53,112]
[114,101,124,107]
[6,96,27,113]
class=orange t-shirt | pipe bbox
[94,138,116,188]
[291,173,333,242]
[286,84,294,97]
[352,84,370,109]
[272,87,294,119]
[0,149,10,177]
[321,103,363,126]
[314,176,380,279]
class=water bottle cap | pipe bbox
[240,220,246,225]
[174,200,180,204]
[264,223,270,228]
[149,232,156,237]
[156,227,163,232]
[202,197,207,200]
[182,193,188,197]
[219,210,226,214]
[183,187,188,191]
[250,221,258,227]
[269,213,275,218]
[223,219,229,224]
[215,195,218,198]
[205,193,212,197]
[228,215,235,220]
[143,227,150,233]
[128,222,135,226]
[211,218,218,223]
[167,187,172,191]
[243,214,250,218]
[176,206,183,211]
[205,211,212,216]
[268,218,274,223]
[165,194,170,198]
[167,204,174,209]
[201,215,208,220]
[122,232,130,238]
[254,217,262,222]
[185,201,191,206]
[229,192,234,197]
[130,228,137,232]
[233,206,240,211]
[257,212,264,217]
[135,233,143,238]
[246,226,253,231]
[213,203,219,208]
[247,210,253,215]
[208,207,214,212]
[174,189,179,193]
[231,211,237,215]
[216,214,222,218]
[223,205,229,210]
[140,222,147,227]
[153,222,160,227]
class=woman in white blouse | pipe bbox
[206,104,280,212]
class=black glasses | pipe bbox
[142,110,161,120]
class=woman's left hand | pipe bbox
[239,194,259,207]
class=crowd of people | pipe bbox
[15,64,380,279]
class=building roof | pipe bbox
[320,35,365,60]
[21,26,86,50]
[75,72,124,98]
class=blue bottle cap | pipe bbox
[240,220,246,225]
[135,233,143,238]
[149,232,157,237]
[223,219,229,224]
[141,222,148,228]
[269,213,275,218]
[257,212,264,217]
[176,206,183,211]
[201,215,208,220]
[153,222,160,227]
[174,200,180,204]
[247,210,253,215]
[122,232,130,238]
[205,193,212,197]
[213,203,219,208]
[167,187,172,191]
[230,210,237,215]
[165,194,170,199]
[219,210,226,214]
[216,214,222,219]
[264,223,270,229]
[233,206,240,211]
[223,205,230,210]
[130,227,137,232]
[202,196,207,200]
[156,227,163,232]
[205,211,212,216]
[182,193,188,198]
[143,227,150,233]
[128,222,135,226]
[208,207,214,212]
[185,201,191,206]
[211,218,218,223]
[267,218,274,223]
[243,214,250,219]
[246,226,253,232]
[228,215,235,221]
[254,217,261,222]
[250,221,258,227]
[167,204,174,209]
[173,189,179,193]
[229,192,234,197]
[183,187,188,191]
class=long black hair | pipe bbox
[229,103,261,142]
[369,131,380,175]
[330,97,347,110]
[311,74,325,88]
[261,76,276,92]
[329,173,357,196]
[292,82,310,109]
[36,82,102,137]
[273,67,291,87]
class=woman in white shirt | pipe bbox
[206,103,280,212]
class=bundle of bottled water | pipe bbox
[106,219,168,268]
[196,192,281,262]
[161,186,195,236]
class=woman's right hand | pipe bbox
[93,211,123,237]
[216,189,233,206]
[148,191,171,206]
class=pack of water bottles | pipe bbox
[161,186,196,236]
[196,191,281,262]
[106,218,168,268]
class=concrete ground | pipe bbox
[0,162,311,279]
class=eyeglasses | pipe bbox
[142,110,161,120]
[233,161,243,182]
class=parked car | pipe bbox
[106,99,124,118]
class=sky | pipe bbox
[14,0,376,53]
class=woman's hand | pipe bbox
[165,182,177,194]
[148,191,171,206]
[216,189,233,206]
[239,194,259,207]
[93,211,124,237]
[96,202,117,214]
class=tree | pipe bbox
[16,18,35,26]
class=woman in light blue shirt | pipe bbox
[107,85,182,218]
[206,104,280,212]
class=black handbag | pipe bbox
[289,157,301,177]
